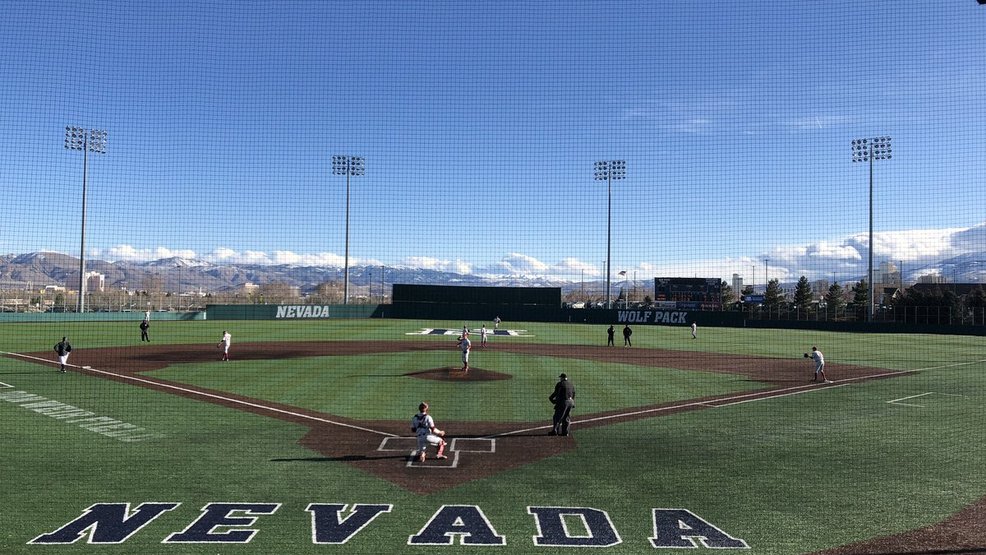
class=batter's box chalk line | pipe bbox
[886,391,967,408]
[377,436,495,469]
[450,437,496,453]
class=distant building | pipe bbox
[811,279,830,299]
[917,273,945,284]
[85,272,105,293]
[731,273,743,294]
[874,261,903,305]
[239,282,259,293]
[877,261,902,288]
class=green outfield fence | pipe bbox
[2,303,982,337]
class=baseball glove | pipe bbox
[803,353,809,358]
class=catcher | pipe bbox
[410,402,447,463]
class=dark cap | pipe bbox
[559,373,567,379]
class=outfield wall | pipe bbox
[204,304,378,320]
[392,284,561,306]
[2,305,982,335]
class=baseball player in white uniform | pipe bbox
[457,331,471,371]
[218,330,231,361]
[410,402,447,462]
[807,346,831,383]
[480,325,488,347]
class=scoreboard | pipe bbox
[653,277,722,310]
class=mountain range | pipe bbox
[0,252,572,296]
[1,251,983,296]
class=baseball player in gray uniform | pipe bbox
[53,337,72,373]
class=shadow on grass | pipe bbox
[271,454,409,463]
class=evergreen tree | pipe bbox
[764,279,784,310]
[852,279,869,320]
[852,279,869,306]
[720,280,735,306]
[825,282,846,312]
[793,276,813,309]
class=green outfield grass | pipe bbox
[2,318,984,554]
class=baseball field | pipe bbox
[1,318,984,554]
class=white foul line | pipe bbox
[1,351,397,438]
[8,349,984,443]
[489,369,911,438]
[887,392,934,404]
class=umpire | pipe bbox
[548,373,576,436]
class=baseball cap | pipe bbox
[559,373,567,379]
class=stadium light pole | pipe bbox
[64,126,107,314]
[852,136,892,323]
[332,155,365,305]
[594,160,626,309]
[176,262,182,312]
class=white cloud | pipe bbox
[82,222,986,285]
[950,223,986,251]
[806,241,862,261]
[210,247,238,261]
[493,253,549,274]
[867,228,965,261]
[271,251,346,267]
[399,256,473,274]
[98,244,198,262]
[552,257,600,277]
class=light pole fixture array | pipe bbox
[851,136,892,322]
[594,160,626,309]
[64,126,107,313]
[332,155,364,305]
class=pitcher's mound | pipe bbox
[406,367,512,382]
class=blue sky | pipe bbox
[2,1,986,284]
